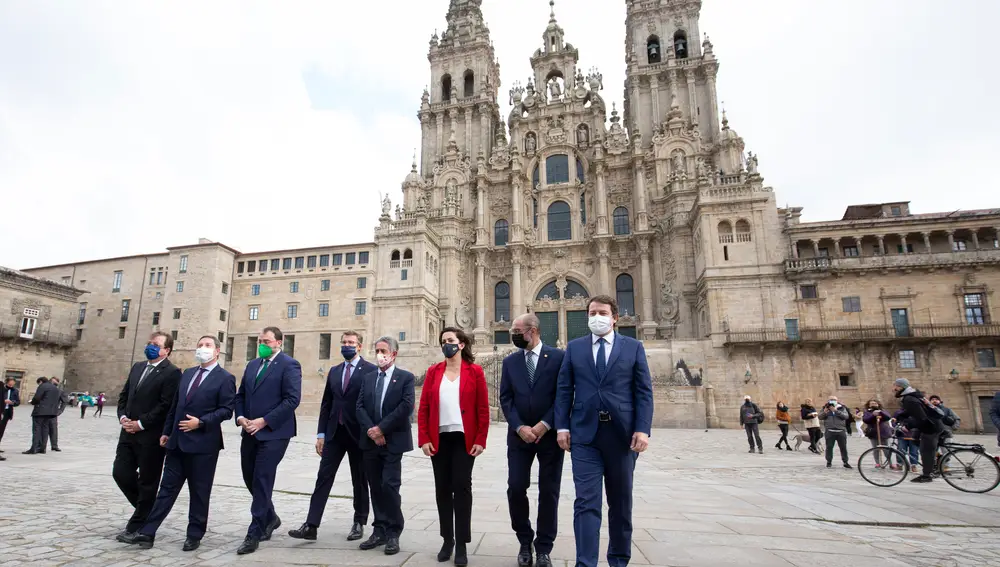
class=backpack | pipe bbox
[921,398,955,426]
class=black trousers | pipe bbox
[113,435,167,532]
[807,427,822,449]
[240,436,290,540]
[363,448,404,538]
[431,431,476,544]
[95,404,104,417]
[139,450,220,540]
[776,424,791,449]
[80,405,88,418]
[306,426,369,527]
[31,416,55,452]
[825,430,849,464]
[744,423,762,449]
[0,417,9,447]
[507,434,565,554]
[49,416,59,449]
[919,431,940,477]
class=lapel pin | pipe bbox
[544,354,548,358]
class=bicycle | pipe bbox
[857,422,1000,493]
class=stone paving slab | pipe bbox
[0,415,997,566]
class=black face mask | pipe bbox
[442,343,461,359]
[511,332,530,349]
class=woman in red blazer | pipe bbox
[418,327,489,566]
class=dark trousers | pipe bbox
[95,404,104,417]
[49,416,59,449]
[570,423,638,567]
[80,405,88,418]
[431,431,475,544]
[113,436,167,532]
[139,450,220,540]
[240,436,290,539]
[919,431,940,477]
[507,434,565,554]
[776,424,791,449]
[807,427,822,449]
[31,415,55,452]
[306,427,369,527]
[824,429,848,464]
[0,417,9,447]
[744,423,762,449]
[363,448,404,538]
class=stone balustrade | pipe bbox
[784,248,1000,274]
[725,323,1000,345]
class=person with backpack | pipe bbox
[893,378,943,483]
[928,395,960,457]
[739,396,764,454]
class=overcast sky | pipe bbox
[2,0,997,270]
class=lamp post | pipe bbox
[948,368,959,381]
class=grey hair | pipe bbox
[197,335,221,349]
[515,313,541,330]
[374,336,399,353]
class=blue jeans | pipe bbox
[898,439,919,466]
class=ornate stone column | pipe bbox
[811,239,820,258]
[476,184,486,241]
[922,232,932,253]
[971,229,980,250]
[511,248,523,317]
[791,241,799,259]
[465,108,473,156]
[556,278,568,348]
[899,234,909,254]
[638,237,656,340]
[877,235,886,256]
[597,239,611,294]
[595,163,609,235]
[474,250,487,343]
[436,114,444,159]
[946,230,955,252]
[854,236,864,257]
[704,63,720,135]
[479,104,490,158]
[686,70,698,121]
[833,238,842,257]
[511,180,523,242]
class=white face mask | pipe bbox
[194,347,216,364]
[376,353,394,370]
[588,315,614,336]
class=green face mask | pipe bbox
[257,343,274,359]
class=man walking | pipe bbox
[555,295,654,567]
[289,330,373,542]
[118,336,236,551]
[738,396,764,454]
[821,396,851,469]
[114,332,182,538]
[500,314,565,567]
[356,336,414,556]
[45,376,70,451]
[0,376,21,460]
[235,326,302,555]
[893,378,943,483]
[24,377,63,454]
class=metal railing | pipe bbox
[478,348,516,416]
[725,323,1000,344]
[0,324,77,347]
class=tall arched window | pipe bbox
[463,70,475,97]
[735,219,752,242]
[547,201,571,241]
[613,207,630,235]
[616,274,635,317]
[403,249,413,260]
[647,35,662,64]
[390,250,400,268]
[546,154,570,184]
[495,282,511,322]
[442,74,452,101]
[494,219,509,247]
[564,280,588,299]
[718,221,734,243]
[576,158,585,183]
[674,30,689,59]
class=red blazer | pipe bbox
[418,360,490,455]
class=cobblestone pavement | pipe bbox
[1,415,998,566]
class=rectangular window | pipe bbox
[976,348,997,368]
[284,334,295,359]
[953,239,968,252]
[226,337,234,363]
[155,292,161,300]
[246,337,257,361]
[221,282,229,295]
[220,309,227,322]
[247,260,256,272]
[333,254,343,266]
[320,279,330,291]
[817,247,829,258]
[171,330,179,341]
[249,306,259,320]
[173,308,181,320]
[112,270,123,292]
[78,303,87,325]
[319,255,330,267]
[152,312,160,326]
[964,293,988,325]
[176,281,184,292]
[282,258,292,271]
[842,296,862,313]
[294,257,304,269]
[494,330,510,344]
[307,255,317,268]
[843,246,859,257]
[355,301,367,316]
[359,251,370,264]
[76,329,83,340]
[156,269,163,285]
[401,269,408,281]
[346,253,356,265]
[121,299,130,322]
[118,327,126,339]
[800,285,818,299]
[399,331,406,342]
[237,261,245,274]
[287,304,298,319]
[546,154,570,184]
[149,269,156,285]
[891,206,902,216]
[251,284,260,296]
[839,373,857,388]
[218,331,225,344]
[290,281,299,293]
[896,243,914,253]
[19,317,37,338]
[258,259,267,272]
[318,303,329,317]
[898,349,917,369]
[357,277,367,289]
[179,255,188,273]
[270,259,280,271]
[319,333,332,360]
[784,319,800,341]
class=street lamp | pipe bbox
[948,368,959,381]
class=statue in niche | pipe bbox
[381,194,392,216]
[672,152,684,175]
[445,179,458,205]
[524,132,537,154]
[548,78,562,100]
[576,124,589,146]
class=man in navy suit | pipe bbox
[555,295,654,567]
[356,336,414,556]
[234,326,302,555]
[500,313,565,567]
[289,330,372,542]
[0,376,21,460]
[119,335,236,551]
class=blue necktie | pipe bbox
[596,338,607,377]
[374,371,386,420]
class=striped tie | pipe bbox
[255,359,270,386]
[526,351,536,386]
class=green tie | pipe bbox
[255,359,270,386]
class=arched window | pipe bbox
[494,281,511,322]
[565,280,588,299]
[616,274,635,316]
[536,281,559,300]
[390,250,400,261]
[613,207,630,235]
[547,201,571,241]
[442,74,452,102]
[735,219,752,242]
[647,35,662,64]
[718,221,734,244]
[463,70,475,98]
[674,30,689,59]
[576,158,585,183]
[494,219,509,247]
[580,193,587,225]
[546,154,570,185]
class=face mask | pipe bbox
[588,315,613,336]
[376,353,394,370]
[511,332,530,349]
[144,344,161,360]
[341,346,357,361]
[442,343,461,359]
[257,343,273,359]
[194,347,215,364]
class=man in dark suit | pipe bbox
[113,332,183,538]
[0,376,21,460]
[234,326,302,555]
[24,377,64,454]
[355,336,414,556]
[46,376,70,451]
[500,314,566,567]
[990,391,1000,448]
[555,295,654,567]
[289,330,372,542]
[119,335,237,551]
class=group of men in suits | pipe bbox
[500,295,654,567]
[23,375,68,454]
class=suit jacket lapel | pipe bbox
[137,363,163,393]
[331,362,346,396]
[530,348,547,389]
[601,334,623,382]
[587,339,599,380]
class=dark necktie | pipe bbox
[186,368,206,403]
[526,351,536,386]
[596,338,607,377]
[339,363,354,424]
[374,371,386,420]
[137,364,154,388]
[255,359,270,386]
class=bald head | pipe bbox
[511,313,541,350]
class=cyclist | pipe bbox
[893,378,943,483]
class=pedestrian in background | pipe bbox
[801,399,821,454]
[821,396,851,469]
[774,401,792,451]
[739,396,764,454]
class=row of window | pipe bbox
[247,301,368,321]
[895,347,996,370]
[240,330,406,363]
[492,206,631,246]
[246,278,367,297]
[804,238,993,259]
[492,274,636,321]
[237,252,369,275]
[798,286,991,325]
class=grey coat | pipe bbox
[821,405,849,431]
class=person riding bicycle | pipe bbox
[893,378,943,484]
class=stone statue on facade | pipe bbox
[587,67,603,91]
[577,124,589,146]
[746,151,759,175]
[548,78,562,100]
[524,132,537,154]
[381,194,392,217]
[659,281,681,323]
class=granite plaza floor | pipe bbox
[0,414,998,567]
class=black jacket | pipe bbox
[30,382,64,417]
[897,389,943,435]
[117,359,183,442]
[356,366,415,455]
[2,386,20,420]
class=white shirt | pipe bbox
[377,365,395,416]
[438,371,464,433]
[557,333,617,434]
[523,342,551,431]
[186,362,218,396]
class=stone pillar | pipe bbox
[791,241,799,259]
[971,229,980,250]
[596,164,609,235]
[558,301,567,348]
[476,183,485,235]
[511,181,523,241]
[686,71,698,121]
[811,239,820,258]
[922,232,932,253]
[639,237,656,339]
[474,251,487,343]
[511,248,523,318]
[899,234,909,254]
[634,158,649,231]
[597,239,611,295]
[705,65,720,135]
[465,108,473,156]
[994,227,1000,248]
[629,76,642,136]
[479,104,489,158]
[705,384,721,428]
[855,236,864,257]
[649,75,661,122]
[946,230,955,252]
[833,238,842,258]
[877,235,886,256]
[436,114,444,159]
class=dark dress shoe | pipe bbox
[359,533,386,550]
[454,542,469,566]
[536,552,553,567]
[0,456,6,461]
[517,544,532,567]
[911,475,933,483]
[288,523,318,541]
[438,539,455,562]
[182,538,200,552]
[22,449,36,455]
[347,522,364,541]
[261,515,281,541]
[384,536,400,555]
[115,531,136,543]
[236,536,259,555]
[130,534,155,549]
[51,448,61,452]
